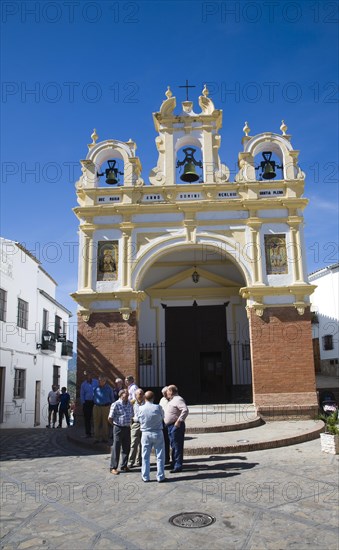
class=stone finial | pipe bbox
[280,120,288,135]
[243,121,251,136]
[88,128,98,149]
[165,86,173,99]
[202,84,209,97]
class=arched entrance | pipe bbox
[136,245,251,405]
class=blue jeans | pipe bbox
[141,431,165,481]
[167,422,185,471]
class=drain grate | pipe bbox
[169,512,216,528]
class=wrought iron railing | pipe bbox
[138,341,252,387]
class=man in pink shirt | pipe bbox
[164,385,189,473]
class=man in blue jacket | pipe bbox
[93,375,114,443]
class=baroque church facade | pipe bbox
[72,86,318,418]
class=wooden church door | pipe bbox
[165,304,232,404]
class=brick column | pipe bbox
[249,306,318,419]
[76,311,138,401]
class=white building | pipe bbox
[309,263,339,376]
[0,238,73,428]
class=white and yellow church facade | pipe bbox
[72,86,318,418]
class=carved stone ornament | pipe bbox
[214,163,230,183]
[253,303,265,317]
[294,302,306,315]
[80,310,91,322]
[149,166,166,185]
[119,307,132,321]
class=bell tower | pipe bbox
[149,85,230,186]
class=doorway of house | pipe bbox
[34,380,41,426]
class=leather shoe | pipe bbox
[110,469,119,475]
[157,478,167,483]
[120,466,130,472]
[169,469,182,474]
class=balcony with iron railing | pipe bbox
[37,330,56,352]
[57,333,74,357]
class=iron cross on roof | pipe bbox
[178,79,196,101]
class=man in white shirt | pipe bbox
[46,385,60,428]
[159,386,171,465]
[164,385,189,473]
[128,388,145,468]
[125,375,138,402]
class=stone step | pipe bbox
[184,403,261,433]
[184,420,324,455]
[67,419,324,456]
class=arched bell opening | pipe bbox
[175,144,203,185]
[96,155,124,187]
[254,150,283,181]
[136,244,252,405]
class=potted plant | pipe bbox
[319,410,339,454]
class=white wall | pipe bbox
[0,239,72,428]
[309,265,339,362]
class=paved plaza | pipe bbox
[0,427,338,550]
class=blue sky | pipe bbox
[1,0,338,325]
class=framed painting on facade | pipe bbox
[264,234,288,275]
[97,241,118,281]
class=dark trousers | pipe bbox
[59,407,70,427]
[162,421,171,464]
[83,400,94,436]
[110,425,131,470]
[167,422,185,471]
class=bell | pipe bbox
[105,169,118,185]
[181,161,200,183]
[262,162,276,180]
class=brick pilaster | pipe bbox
[76,311,138,400]
[249,306,318,419]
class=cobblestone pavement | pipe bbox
[0,428,338,550]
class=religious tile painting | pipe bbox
[264,234,288,275]
[97,241,118,281]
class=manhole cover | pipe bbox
[169,512,216,528]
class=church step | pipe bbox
[183,420,324,455]
[185,403,261,433]
[185,416,263,433]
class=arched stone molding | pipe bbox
[236,133,304,183]
[76,139,143,189]
[132,234,252,291]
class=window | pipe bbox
[322,335,333,351]
[42,309,49,331]
[17,298,29,329]
[14,369,26,398]
[0,288,7,322]
[53,365,60,388]
[54,315,62,338]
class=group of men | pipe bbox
[46,385,71,428]
[80,373,188,482]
